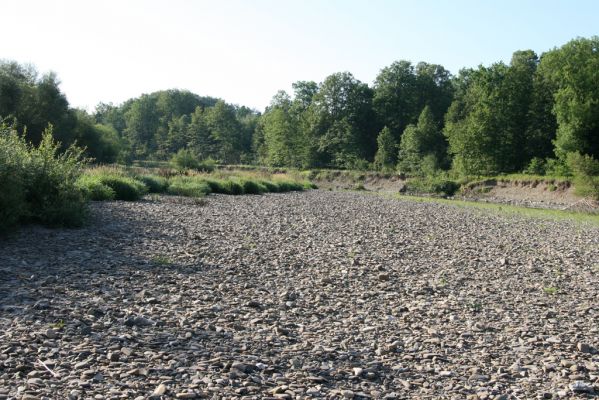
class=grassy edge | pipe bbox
[363,191,599,226]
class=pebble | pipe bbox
[0,191,598,399]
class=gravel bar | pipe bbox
[1,190,598,399]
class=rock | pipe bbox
[342,390,355,399]
[44,328,57,339]
[150,383,167,398]
[577,342,592,353]
[569,381,594,393]
[175,393,198,399]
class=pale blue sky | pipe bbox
[1,0,597,111]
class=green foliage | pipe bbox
[0,126,28,232]
[197,157,217,172]
[24,128,88,227]
[373,126,396,171]
[238,179,267,194]
[167,176,211,197]
[524,157,546,175]
[544,158,571,177]
[539,37,599,159]
[406,174,461,197]
[171,148,200,170]
[84,168,148,201]
[0,125,88,233]
[567,152,599,199]
[398,106,445,174]
[137,174,169,193]
[76,175,116,201]
[373,61,453,145]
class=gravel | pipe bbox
[1,190,598,399]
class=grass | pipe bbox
[371,192,599,226]
[151,255,172,265]
[77,164,316,203]
[78,167,148,201]
[543,286,559,295]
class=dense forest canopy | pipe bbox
[1,36,598,176]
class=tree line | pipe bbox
[1,36,598,178]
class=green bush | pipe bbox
[0,127,28,233]
[23,129,88,227]
[406,175,461,197]
[239,179,266,194]
[197,157,216,173]
[259,180,280,192]
[545,158,571,176]
[96,174,148,201]
[167,176,211,197]
[219,179,244,195]
[138,174,169,193]
[275,180,304,192]
[524,157,546,175]
[203,178,228,194]
[171,148,200,170]
[567,152,599,199]
[0,126,90,232]
[76,175,116,201]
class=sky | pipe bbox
[1,0,597,112]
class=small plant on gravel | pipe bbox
[151,255,172,265]
[469,302,483,312]
[543,286,559,295]
[51,320,65,330]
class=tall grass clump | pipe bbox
[79,167,148,201]
[137,174,169,193]
[167,176,211,197]
[0,125,88,233]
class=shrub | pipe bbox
[167,176,211,197]
[239,179,266,194]
[24,129,88,227]
[0,127,28,233]
[138,174,169,193]
[76,175,116,201]
[197,157,216,173]
[96,175,147,201]
[171,148,200,170]
[545,158,571,176]
[524,157,546,175]
[567,152,599,199]
[259,180,280,192]
[275,180,304,192]
[219,179,244,195]
[406,175,460,197]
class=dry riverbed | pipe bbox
[1,191,598,400]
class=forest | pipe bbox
[1,36,598,182]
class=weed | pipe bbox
[151,255,172,265]
[543,286,559,295]
[50,320,65,330]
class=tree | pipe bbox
[309,72,376,167]
[398,106,445,174]
[373,126,396,171]
[373,60,453,146]
[538,36,599,159]
[261,91,300,167]
[204,100,243,163]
